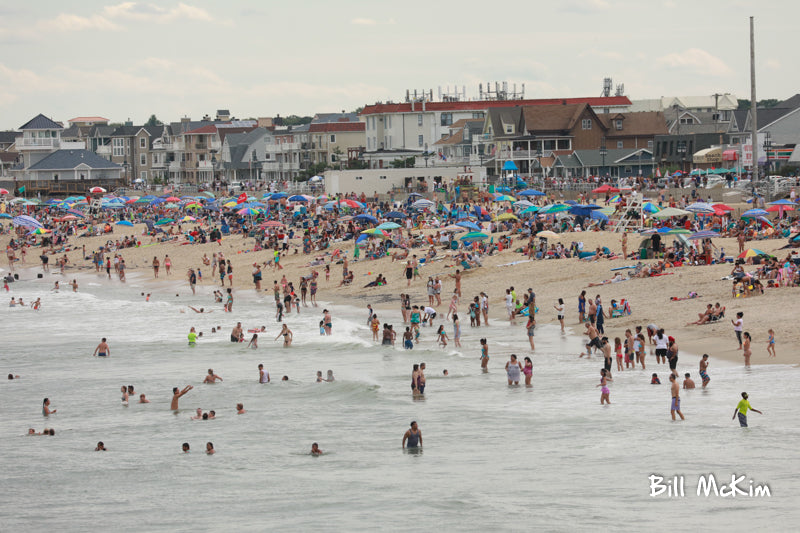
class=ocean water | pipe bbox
[1,269,799,532]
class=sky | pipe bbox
[0,0,796,128]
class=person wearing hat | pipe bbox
[732,392,763,427]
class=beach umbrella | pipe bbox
[666,228,691,234]
[741,208,767,217]
[412,199,435,209]
[0,213,11,218]
[568,204,602,217]
[685,202,716,214]
[155,218,174,225]
[592,184,620,193]
[651,207,690,218]
[115,220,134,226]
[517,189,545,197]
[164,196,180,202]
[30,228,51,234]
[536,230,559,238]
[608,195,621,203]
[591,210,609,222]
[460,231,489,241]
[738,248,774,259]
[237,207,261,216]
[538,204,571,214]
[361,228,390,239]
[261,220,284,228]
[201,191,215,199]
[271,192,288,200]
[288,195,310,202]
[316,194,329,201]
[163,203,179,209]
[502,160,518,171]
[353,214,379,224]
[642,202,661,214]
[384,211,407,219]
[455,220,481,231]
[340,199,365,209]
[376,222,401,230]
[493,195,516,202]
[11,215,43,229]
[89,186,106,194]
[494,213,518,221]
[520,206,540,216]
[0,188,9,195]
[513,200,534,209]
[407,192,424,198]
[60,214,78,221]
[687,230,720,240]
[712,203,733,215]
[180,216,197,222]
[767,198,796,218]
[442,225,468,233]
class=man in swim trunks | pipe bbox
[581,323,600,357]
[231,322,243,343]
[699,354,710,388]
[203,369,223,383]
[171,385,193,410]
[732,392,762,427]
[93,338,110,357]
[669,374,684,421]
[402,421,422,449]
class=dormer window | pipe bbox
[615,119,623,130]
[505,124,514,134]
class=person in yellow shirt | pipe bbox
[732,392,763,427]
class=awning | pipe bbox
[722,149,739,161]
[693,147,723,164]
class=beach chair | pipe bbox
[610,299,631,318]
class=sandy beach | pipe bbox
[17,221,796,368]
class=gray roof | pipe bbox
[751,107,796,130]
[559,148,652,168]
[312,112,360,124]
[19,113,63,130]
[486,107,523,139]
[89,124,116,138]
[28,150,122,171]
[778,94,800,109]
[0,131,17,144]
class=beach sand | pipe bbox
[20,225,796,367]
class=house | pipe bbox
[308,121,366,168]
[433,119,485,164]
[23,149,121,182]
[264,124,309,182]
[219,127,272,184]
[360,95,631,163]
[598,111,667,150]
[555,148,655,179]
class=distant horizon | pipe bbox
[0,1,794,128]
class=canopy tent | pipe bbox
[692,147,723,164]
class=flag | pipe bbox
[656,168,661,178]
[18,185,25,193]
[237,192,247,204]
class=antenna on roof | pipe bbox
[601,78,612,97]
[615,83,625,97]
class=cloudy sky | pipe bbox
[0,1,794,128]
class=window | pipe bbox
[647,140,653,149]
[112,138,124,157]
[140,154,146,165]
[472,112,485,119]
[388,136,392,149]
[418,135,424,147]
[140,171,147,181]
[581,119,592,130]
[617,141,624,148]
[387,116,392,128]
[441,113,453,126]
[544,140,556,151]
[140,137,146,148]
[504,124,514,134]
[418,114,423,126]
[615,120,623,130]
[330,134,336,143]
[557,139,571,150]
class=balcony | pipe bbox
[96,145,112,155]
[151,160,167,169]
[169,161,184,172]
[266,142,300,152]
[263,160,299,171]
[16,137,60,149]
[197,161,213,170]
[162,140,185,152]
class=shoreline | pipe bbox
[4,225,796,368]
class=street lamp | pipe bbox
[763,131,772,179]
[599,138,608,180]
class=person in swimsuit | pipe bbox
[698,354,710,388]
[121,385,129,404]
[311,443,323,456]
[322,309,332,335]
[767,329,776,358]
[231,322,243,343]
[578,290,587,323]
[203,369,223,383]
[480,338,489,371]
[669,374,684,421]
[452,314,461,348]
[505,354,522,385]
[525,314,536,350]
[523,356,533,387]
[554,298,565,333]
[411,364,420,394]
[170,385,193,410]
[42,398,56,416]
[93,338,110,357]
[275,324,293,347]
[258,364,270,383]
[732,391,763,427]
[597,368,612,404]
[418,362,426,393]
[402,421,422,449]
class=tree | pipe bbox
[145,114,163,126]
[737,99,781,110]
[390,156,416,168]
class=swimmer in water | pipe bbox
[191,408,204,420]
[189,306,213,314]
[597,368,612,404]
[258,364,270,383]
[247,333,258,349]
[236,403,246,414]
[42,398,56,416]
[203,369,223,384]
[139,394,150,403]
[402,421,422,449]
[93,338,110,358]
[206,442,215,455]
[95,441,106,451]
[171,385,193,410]
[182,443,190,453]
[311,442,322,456]
[275,324,293,347]
[121,385,129,404]
[188,327,198,346]
[326,370,334,382]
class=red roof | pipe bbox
[308,122,365,133]
[361,96,631,115]
[68,116,109,123]
[183,124,219,135]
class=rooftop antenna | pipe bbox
[601,78,612,97]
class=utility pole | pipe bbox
[749,16,759,181]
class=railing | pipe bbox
[197,161,213,170]
[16,137,59,148]
[96,145,111,155]
[151,160,166,168]
[168,161,183,171]
[162,141,185,151]
[266,142,300,152]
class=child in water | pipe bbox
[319,320,325,336]
[651,373,661,385]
